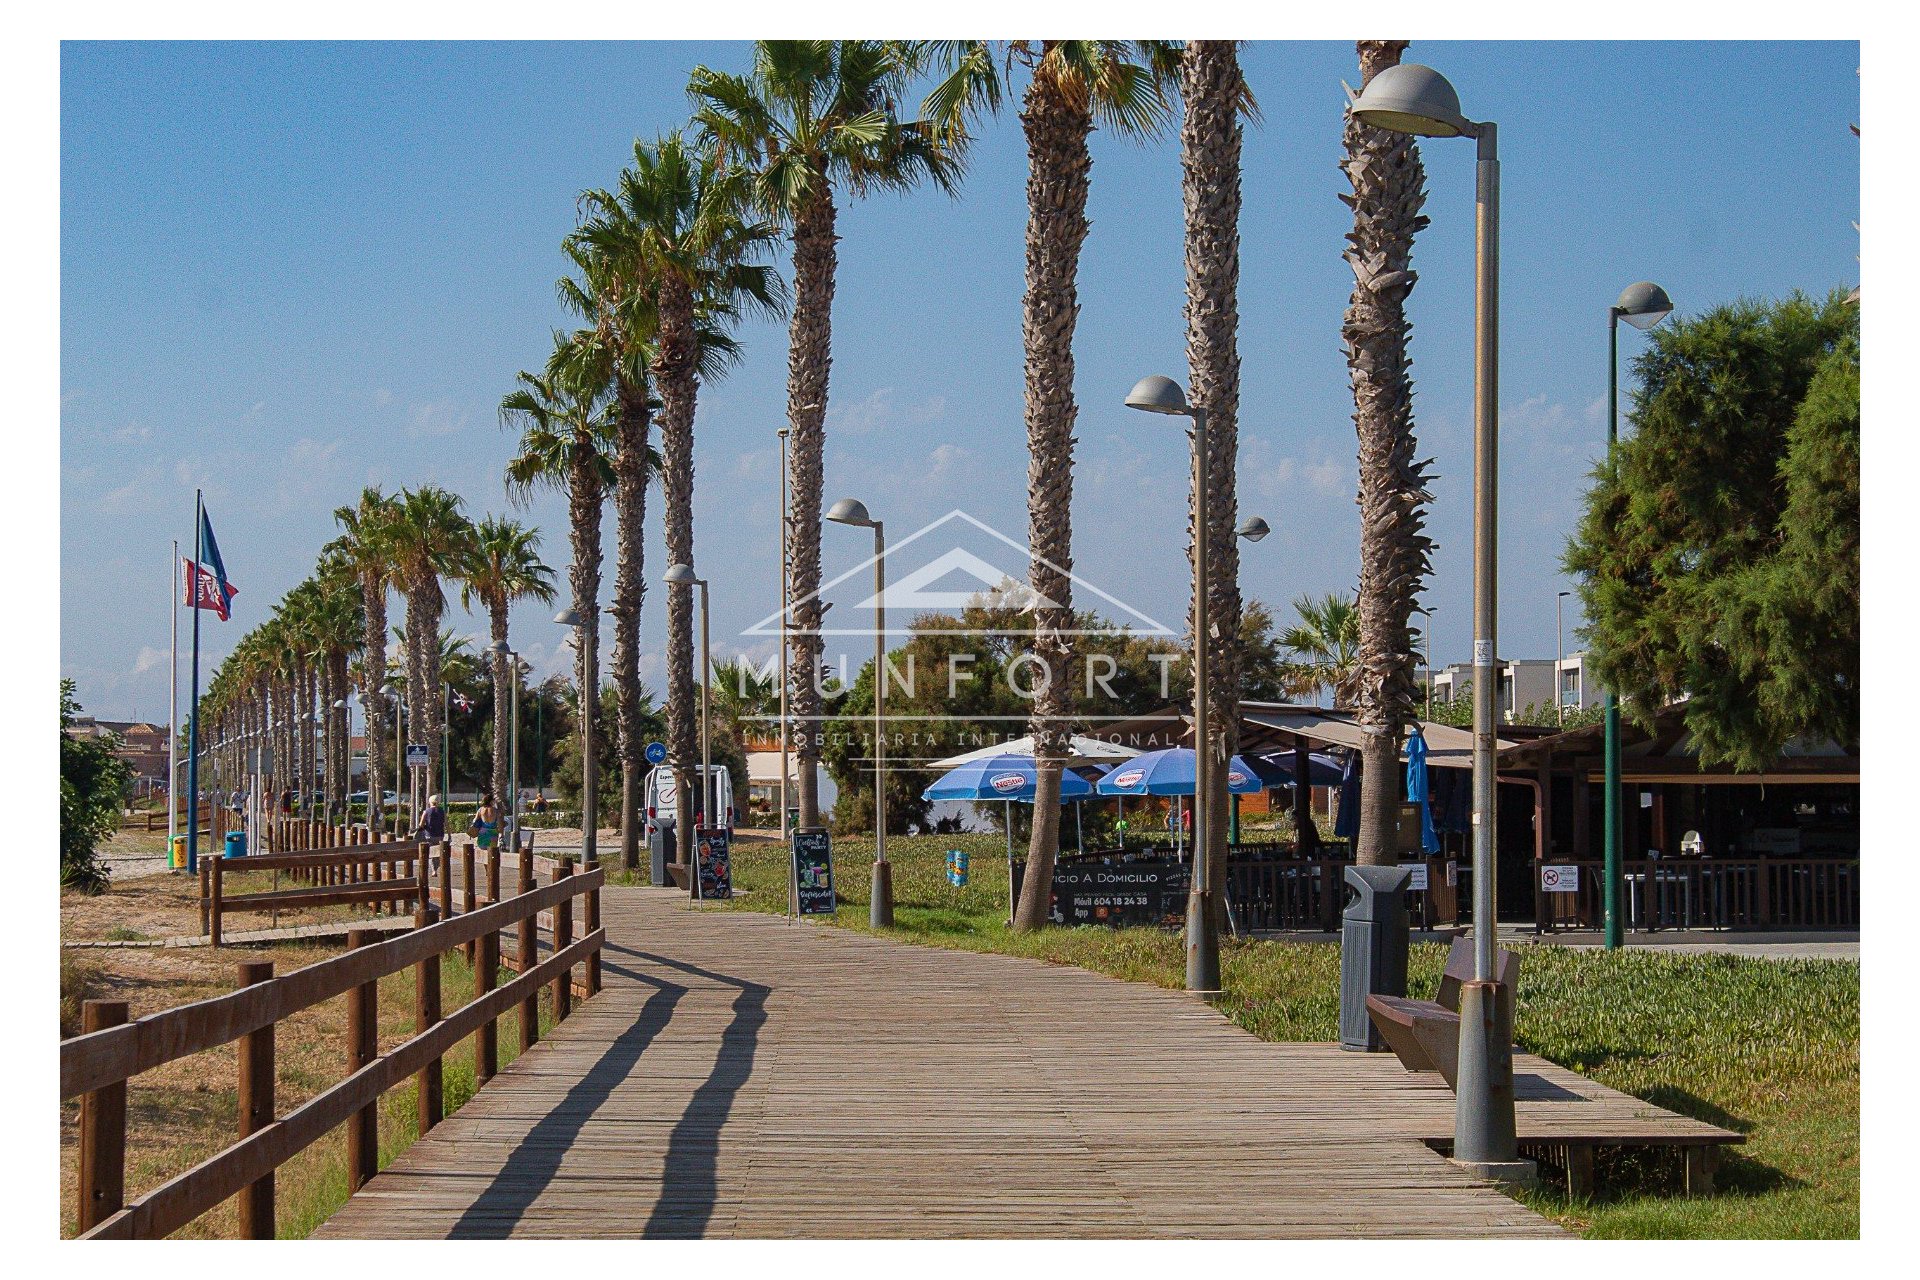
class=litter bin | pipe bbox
[946,848,969,887]
[648,819,674,887]
[169,834,187,871]
[1339,864,1412,1051]
[225,830,247,859]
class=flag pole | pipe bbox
[186,490,204,874]
[168,539,180,868]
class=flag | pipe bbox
[183,558,240,618]
[191,508,238,621]
[452,690,474,713]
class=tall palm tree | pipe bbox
[577,129,782,869]
[308,566,363,820]
[387,486,475,806]
[692,40,958,832]
[459,515,557,812]
[326,488,399,832]
[925,40,1179,931]
[1279,593,1363,709]
[1181,40,1258,928]
[503,355,615,840]
[1343,40,1434,865]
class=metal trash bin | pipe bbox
[1339,864,1412,1051]
[648,818,674,886]
[224,830,247,859]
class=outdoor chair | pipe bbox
[1365,935,1520,1089]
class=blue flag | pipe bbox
[197,508,237,621]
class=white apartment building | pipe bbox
[1424,654,1602,721]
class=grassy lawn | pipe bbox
[60,871,561,1238]
[706,833,1859,1239]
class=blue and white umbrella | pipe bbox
[1095,747,1265,797]
[922,754,1095,803]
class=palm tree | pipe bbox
[1279,593,1363,709]
[1343,40,1434,866]
[924,40,1179,931]
[459,515,557,814]
[327,488,399,832]
[692,40,958,832]
[307,567,363,820]
[503,356,615,839]
[576,130,782,870]
[387,486,476,805]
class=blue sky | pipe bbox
[60,39,1860,722]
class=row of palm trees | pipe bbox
[198,487,555,834]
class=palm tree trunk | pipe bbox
[488,601,511,813]
[1011,74,1094,934]
[785,187,835,831]
[1344,39,1434,866]
[567,429,604,841]
[656,276,701,871]
[330,649,351,817]
[1183,40,1247,926]
[410,581,446,808]
[360,574,389,834]
[612,379,651,871]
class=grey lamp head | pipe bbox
[1125,374,1190,415]
[1614,281,1674,330]
[663,563,703,586]
[380,680,400,696]
[484,639,513,658]
[553,607,583,627]
[1237,516,1271,542]
[1349,63,1474,138]
[826,498,874,527]
[332,699,348,709]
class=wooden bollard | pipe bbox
[209,855,225,948]
[76,1000,129,1234]
[439,839,453,926]
[461,842,477,967]
[345,930,379,1190]
[413,906,442,1133]
[476,894,499,1084]
[553,857,574,1022]
[199,859,212,935]
[237,961,276,1238]
[486,846,500,908]
[518,851,538,1052]
[585,878,601,997]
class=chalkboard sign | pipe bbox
[695,827,732,901]
[791,828,835,915]
[1012,858,1191,928]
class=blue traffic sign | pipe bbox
[645,740,667,765]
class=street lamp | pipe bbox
[485,640,524,860]
[1352,61,1528,1182]
[381,680,405,837]
[1415,605,1437,721]
[1236,516,1271,543]
[1605,280,1673,951]
[554,607,596,864]
[1555,591,1572,728]
[825,497,893,928]
[1126,373,1220,995]
[778,426,793,843]
[663,564,713,902]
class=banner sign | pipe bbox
[1013,858,1191,928]
[406,744,429,769]
[791,828,834,915]
[696,827,733,901]
[1541,864,1580,894]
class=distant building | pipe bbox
[64,716,170,785]
[1426,658,1562,722]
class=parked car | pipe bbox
[348,790,400,807]
[645,764,735,854]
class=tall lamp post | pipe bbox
[555,608,597,863]
[825,498,892,928]
[663,565,713,899]
[1352,62,1529,1182]
[1416,605,1437,720]
[1124,374,1219,995]
[381,681,405,837]
[1605,281,1673,950]
[777,426,792,842]
[1555,590,1572,727]
[485,640,525,859]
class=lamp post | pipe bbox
[778,426,792,843]
[1555,591,1571,728]
[825,498,892,928]
[1416,605,1437,720]
[663,565,713,901]
[1605,280,1673,950]
[485,640,525,859]
[1125,374,1219,995]
[332,698,351,827]
[1352,61,1528,1182]
[381,681,405,837]
[555,608,596,863]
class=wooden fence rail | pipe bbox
[1535,857,1860,932]
[199,838,427,945]
[62,858,604,1240]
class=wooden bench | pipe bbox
[1366,936,1519,1089]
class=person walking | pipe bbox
[415,792,447,846]
[471,790,500,852]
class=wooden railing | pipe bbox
[1535,857,1860,932]
[199,837,427,946]
[62,856,604,1239]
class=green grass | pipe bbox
[711,834,1858,1239]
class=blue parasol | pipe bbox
[1404,726,1441,854]
[1333,750,1361,840]
[1095,747,1266,796]
[921,754,1094,802]
[1249,750,1347,788]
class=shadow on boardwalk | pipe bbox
[449,944,767,1238]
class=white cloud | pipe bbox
[407,400,469,437]
[829,388,947,436]
[115,422,153,442]
[288,437,342,469]
[927,442,970,480]
[132,646,167,675]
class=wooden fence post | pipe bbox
[209,855,225,948]
[585,874,601,997]
[414,906,442,1133]
[237,960,276,1238]
[476,914,499,1084]
[76,1000,129,1234]
[462,842,477,967]
[439,839,453,926]
[345,929,379,1191]
[199,858,212,935]
[553,857,574,1022]
[518,850,538,1052]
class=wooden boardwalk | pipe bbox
[319,888,1566,1239]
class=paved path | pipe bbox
[320,887,1561,1239]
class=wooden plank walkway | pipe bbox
[319,887,1565,1239]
